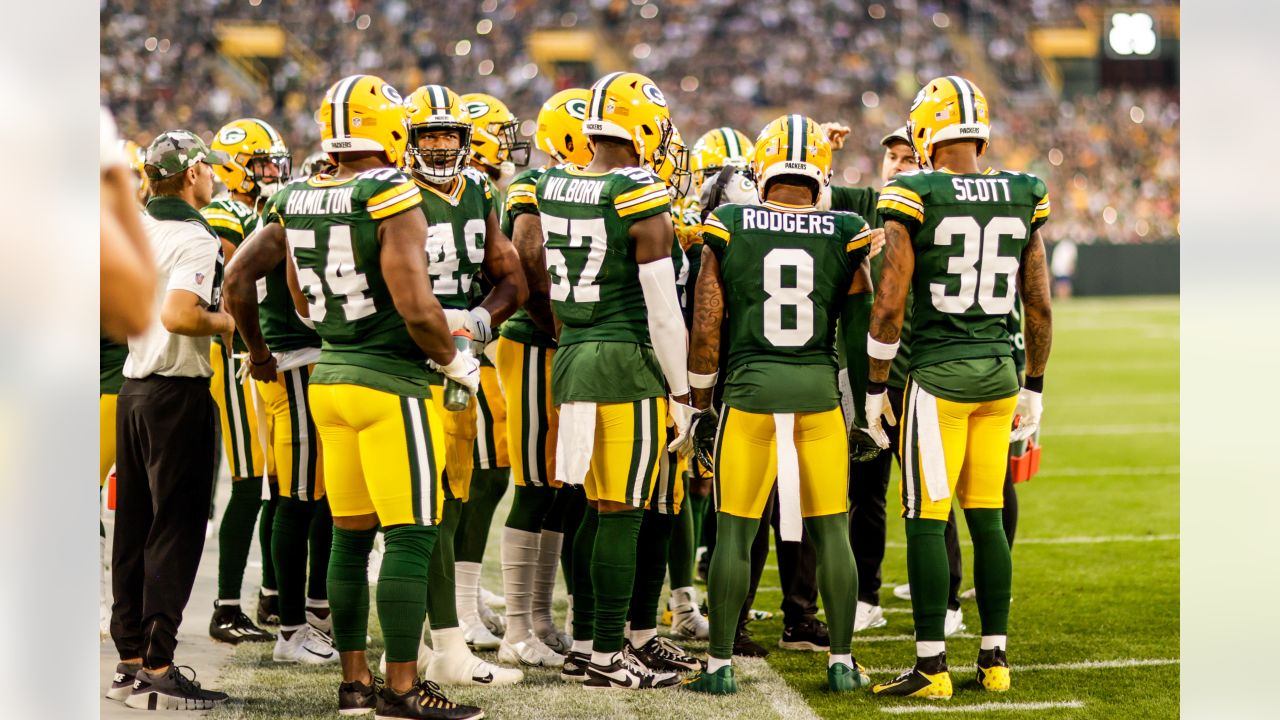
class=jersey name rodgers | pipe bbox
[498,166,555,348]
[276,169,430,397]
[703,202,873,413]
[534,164,670,403]
[878,168,1049,372]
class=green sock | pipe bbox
[505,483,554,533]
[666,476,695,589]
[805,513,857,655]
[592,509,644,653]
[689,492,710,555]
[707,513,758,659]
[379,525,439,662]
[571,506,598,641]
[965,508,1012,636]
[328,526,376,651]
[905,518,950,642]
[558,488,587,595]
[218,478,263,601]
[425,499,461,630]
[456,468,509,562]
[630,509,674,630]
[259,489,279,591]
[307,498,332,601]
[271,497,316,626]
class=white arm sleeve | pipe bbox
[638,256,690,397]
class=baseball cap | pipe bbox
[880,126,910,148]
[144,130,230,181]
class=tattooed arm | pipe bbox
[1019,229,1053,378]
[867,219,915,384]
[689,244,725,411]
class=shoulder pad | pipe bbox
[356,167,413,184]
[611,166,661,184]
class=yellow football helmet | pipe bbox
[583,71,673,169]
[210,118,291,198]
[652,126,691,199]
[690,127,754,190]
[460,92,530,170]
[119,139,149,203]
[404,84,473,184]
[535,88,593,166]
[907,75,990,168]
[752,114,832,199]
[317,74,409,168]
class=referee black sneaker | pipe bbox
[124,665,227,711]
[376,679,483,719]
[210,600,274,644]
[105,661,141,701]
[778,618,829,651]
[732,627,769,658]
[257,589,281,626]
[338,675,381,716]
[560,650,590,682]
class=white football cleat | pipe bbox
[273,625,338,664]
[944,607,967,637]
[463,619,502,650]
[854,601,888,632]
[478,601,507,637]
[480,585,506,610]
[305,606,332,637]
[498,634,565,668]
[668,587,709,640]
[892,583,912,601]
[537,627,573,655]
[427,649,523,686]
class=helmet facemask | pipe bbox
[244,152,292,198]
[493,119,531,167]
[407,121,473,185]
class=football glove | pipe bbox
[443,308,494,347]
[667,397,698,455]
[690,407,719,472]
[864,387,896,450]
[1010,387,1043,443]
[848,426,884,463]
[435,350,481,395]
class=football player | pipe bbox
[494,87,593,670]
[867,76,1052,700]
[274,74,482,719]
[460,92,531,189]
[202,118,292,646]
[402,84,527,687]
[683,115,875,695]
[533,71,693,690]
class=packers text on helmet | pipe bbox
[752,114,833,202]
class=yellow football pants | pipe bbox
[256,366,324,502]
[713,406,849,520]
[308,383,446,527]
[100,393,117,486]
[429,384,478,502]
[473,364,509,470]
[649,447,686,515]
[495,338,559,487]
[581,397,666,508]
[210,341,270,478]
[898,378,1018,521]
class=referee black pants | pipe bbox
[111,375,217,669]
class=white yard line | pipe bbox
[855,633,977,643]
[864,657,1179,674]
[885,533,1177,549]
[879,700,1086,714]
[1036,465,1178,477]
[735,657,822,720]
[1042,423,1178,436]
[1054,392,1178,406]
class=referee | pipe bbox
[109,131,235,711]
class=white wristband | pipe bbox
[867,334,900,360]
[689,371,718,389]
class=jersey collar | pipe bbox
[415,175,464,206]
[761,199,817,213]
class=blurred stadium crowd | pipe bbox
[101,0,1178,243]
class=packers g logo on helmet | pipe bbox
[404,84,473,185]
[317,74,410,169]
[210,118,291,199]
[459,92,530,170]
[536,88,593,166]
[583,71,673,170]
[906,75,990,169]
[751,114,832,201]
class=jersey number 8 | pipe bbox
[762,248,815,347]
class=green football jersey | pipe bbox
[702,201,874,413]
[878,168,1050,401]
[258,192,322,353]
[497,166,555,348]
[277,168,432,398]
[534,164,672,403]
[202,196,259,354]
[101,337,128,395]
[419,167,494,311]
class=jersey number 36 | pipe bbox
[931,216,1024,316]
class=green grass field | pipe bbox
[210,296,1179,720]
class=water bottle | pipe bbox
[443,329,474,412]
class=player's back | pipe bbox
[534,164,671,403]
[276,167,429,394]
[702,201,873,413]
[879,168,1049,371]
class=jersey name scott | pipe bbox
[951,177,1012,203]
[542,176,606,205]
[741,207,835,235]
[285,187,356,215]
